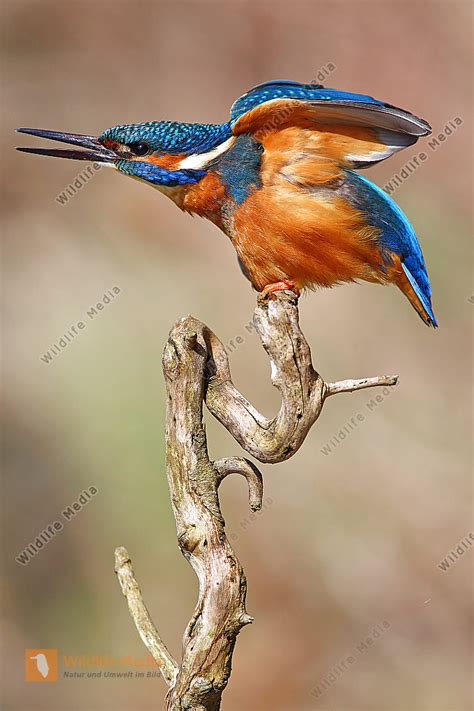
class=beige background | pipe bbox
[1,1,472,710]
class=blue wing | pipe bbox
[229,82,436,325]
[344,170,437,326]
[230,81,431,165]
[231,80,386,121]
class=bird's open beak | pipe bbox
[16,128,118,163]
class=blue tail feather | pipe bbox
[401,262,438,327]
[344,171,437,327]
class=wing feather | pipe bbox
[230,82,431,168]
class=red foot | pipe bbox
[260,280,300,298]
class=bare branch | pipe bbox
[325,375,399,396]
[115,290,399,709]
[205,291,398,463]
[214,457,264,512]
[114,546,178,686]
[162,319,253,711]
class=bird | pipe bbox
[17,79,437,327]
[30,653,50,678]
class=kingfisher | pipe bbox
[17,80,437,327]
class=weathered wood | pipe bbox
[115,291,398,710]
[161,318,261,710]
[114,547,178,686]
[205,292,397,463]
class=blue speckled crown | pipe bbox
[101,120,232,155]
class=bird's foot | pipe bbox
[259,280,300,300]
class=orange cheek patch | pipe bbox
[102,138,121,151]
[101,143,187,167]
[146,153,187,169]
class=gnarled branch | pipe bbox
[204,291,397,462]
[115,290,398,710]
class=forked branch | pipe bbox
[115,290,398,710]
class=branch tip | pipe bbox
[114,546,178,686]
[325,374,399,397]
[214,457,264,512]
[114,545,131,571]
[239,613,254,626]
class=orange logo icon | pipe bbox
[25,649,58,682]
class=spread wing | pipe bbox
[230,80,431,169]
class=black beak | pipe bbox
[16,128,118,163]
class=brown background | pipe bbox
[1,1,472,710]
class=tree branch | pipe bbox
[325,374,398,396]
[214,457,263,513]
[114,546,178,686]
[204,291,398,462]
[114,290,398,709]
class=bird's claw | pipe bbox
[259,280,300,300]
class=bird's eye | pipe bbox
[128,142,150,156]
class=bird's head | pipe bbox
[16,120,233,190]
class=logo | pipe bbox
[25,649,58,682]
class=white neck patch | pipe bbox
[178,136,235,170]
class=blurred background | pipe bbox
[1,1,472,710]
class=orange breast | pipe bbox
[181,172,228,227]
[229,127,400,292]
[231,182,392,291]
